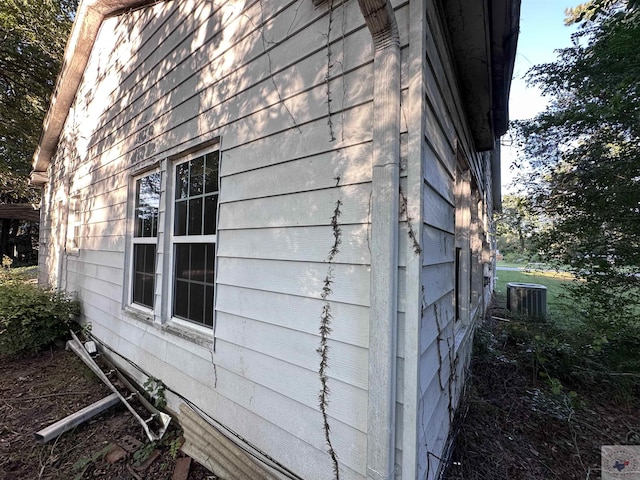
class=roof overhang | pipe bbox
[442,0,521,151]
[30,0,161,185]
[0,204,41,222]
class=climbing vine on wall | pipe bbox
[317,198,343,479]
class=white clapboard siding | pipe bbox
[221,142,373,201]
[94,15,378,159]
[216,311,369,390]
[216,284,369,346]
[217,225,372,265]
[66,259,123,287]
[222,101,373,173]
[212,333,368,432]
[423,184,455,234]
[89,1,380,167]
[421,263,455,307]
[423,142,455,204]
[217,257,370,306]
[219,183,372,229]
[422,225,455,266]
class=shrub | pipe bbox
[0,282,81,355]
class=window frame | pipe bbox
[167,147,219,331]
[66,194,81,254]
[128,169,161,313]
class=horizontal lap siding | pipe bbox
[41,0,412,479]
[417,1,482,479]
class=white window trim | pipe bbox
[166,146,219,331]
[127,169,161,316]
[66,194,81,255]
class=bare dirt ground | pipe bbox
[444,312,640,480]
[0,346,213,480]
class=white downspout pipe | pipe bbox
[357,1,401,479]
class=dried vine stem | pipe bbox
[328,199,342,261]
[317,199,343,479]
[251,1,300,132]
[399,186,422,255]
[324,0,336,141]
[434,303,445,392]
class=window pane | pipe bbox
[174,200,187,236]
[205,244,215,284]
[205,285,214,327]
[174,280,189,318]
[145,243,156,271]
[133,244,155,309]
[135,173,160,238]
[189,157,204,196]
[143,275,154,308]
[134,244,146,272]
[189,283,204,324]
[204,195,218,235]
[172,242,215,325]
[204,152,219,193]
[190,244,206,281]
[176,162,189,199]
[133,272,145,305]
[188,198,203,235]
[175,244,190,280]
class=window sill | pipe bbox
[122,308,214,350]
[162,318,214,350]
[454,319,473,353]
[123,305,155,325]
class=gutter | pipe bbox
[357,1,401,479]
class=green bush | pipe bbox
[0,282,81,355]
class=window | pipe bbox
[132,172,160,309]
[67,195,81,252]
[171,150,218,326]
[454,166,471,325]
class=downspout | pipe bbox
[357,2,401,479]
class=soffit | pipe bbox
[442,0,521,151]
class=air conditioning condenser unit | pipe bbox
[507,282,547,319]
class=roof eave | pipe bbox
[442,0,521,152]
[29,0,161,185]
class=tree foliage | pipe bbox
[0,0,76,176]
[513,1,640,325]
[496,195,540,260]
[0,0,77,260]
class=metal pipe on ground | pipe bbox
[35,392,120,443]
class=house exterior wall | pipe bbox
[39,1,408,479]
[37,0,499,479]
[409,2,499,479]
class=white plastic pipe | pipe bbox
[35,393,120,443]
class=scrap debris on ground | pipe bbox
[0,347,214,479]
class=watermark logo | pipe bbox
[602,446,640,480]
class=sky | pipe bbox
[501,0,582,190]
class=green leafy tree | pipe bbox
[513,1,639,331]
[0,0,77,258]
[496,194,541,260]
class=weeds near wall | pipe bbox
[0,269,80,355]
[317,198,343,479]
